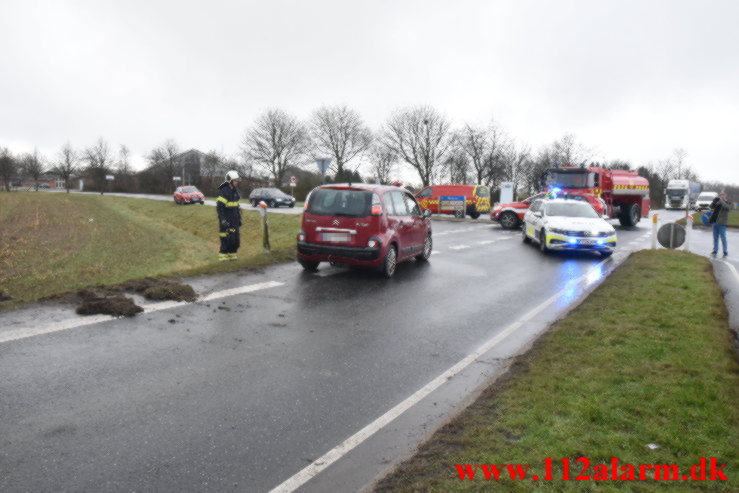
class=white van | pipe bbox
[695,191,718,210]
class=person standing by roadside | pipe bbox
[709,191,732,257]
[216,170,243,261]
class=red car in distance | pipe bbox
[174,186,205,205]
[297,184,433,278]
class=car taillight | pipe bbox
[298,231,306,242]
[371,193,382,215]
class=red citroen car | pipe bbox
[173,186,205,205]
[297,184,433,278]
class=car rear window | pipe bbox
[307,189,371,217]
[182,186,198,192]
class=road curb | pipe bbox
[712,259,739,353]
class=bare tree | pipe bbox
[444,145,470,184]
[0,147,17,191]
[382,105,452,187]
[502,140,531,199]
[672,148,688,179]
[22,149,45,191]
[456,121,508,186]
[84,138,114,195]
[550,134,591,165]
[147,139,180,193]
[243,109,309,186]
[51,143,79,193]
[369,143,397,184]
[310,104,372,176]
[117,145,131,175]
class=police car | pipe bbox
[522,196,617,257]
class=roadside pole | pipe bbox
[259,201,271,253]
[651,212,659,249]
[684,215,693,252]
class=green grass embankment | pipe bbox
[377,250,739,492]
[0,192,300,305]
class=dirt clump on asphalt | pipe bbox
[75,290,143,317]
[120,278,197,302]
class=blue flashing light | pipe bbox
[568,238,578,244]
[596,239,605,245]
[550,187,562,198]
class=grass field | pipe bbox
[677,209,739,228]
[0,192,301,305]
[376,250,739,492]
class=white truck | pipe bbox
[665,179,701,210]
[695,191,718,210]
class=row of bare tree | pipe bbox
[0,104,723,205]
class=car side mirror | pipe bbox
[423,208,432,218]
[533,211,542,218]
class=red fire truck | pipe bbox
[491,165,650,228]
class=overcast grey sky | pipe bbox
[1,0,737,183]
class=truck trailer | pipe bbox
[665,180,701,210]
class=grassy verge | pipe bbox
[376,250,739,492]
[677,210,739,228]
[0,192,300,305]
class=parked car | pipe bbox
[522,198,616,257]
[38,183,51,189]
[492,190,606,229]
[415,184,491,219]
[173,186,205,204]
[297,184,433,278]
[249,188,295,208]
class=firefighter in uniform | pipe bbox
[216,170,242,261]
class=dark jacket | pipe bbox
[710,198,732,226]
[216,182,242,228]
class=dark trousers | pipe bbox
[220,227,240,254]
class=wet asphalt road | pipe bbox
[1,211,735,492]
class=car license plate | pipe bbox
[579,239,595,246]
[323,232,350,242]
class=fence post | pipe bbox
[684,215,693,252]
[259,201,271,253]
[651,212,659,249]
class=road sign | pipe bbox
[315,158,331,175]
[500,182,514,204]
[657,222,686,249]
[440,195,466,218]
[290,176,297,184]
[105,175,115,181]
[173,176,181,181]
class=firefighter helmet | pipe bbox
[225,170,240,182]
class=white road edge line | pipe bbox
[0,281,284,345]
[720,260,739,283]
[448,245,470,250]
[268,258,611,493]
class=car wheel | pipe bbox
[499,211,519,229]
[416,234,432,261]
[299,260,319,272]
[469,210,480,219]
[539,230,548,253]
[380,245,397,278]
[522,225,531,243]
[601,251,613,258]
[251,200,258,207]
[200,201,204,205]
[618,203,640,227]
[289,203,295,208]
